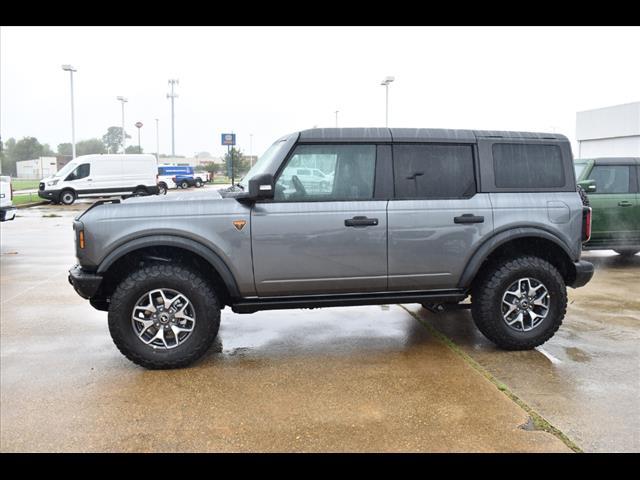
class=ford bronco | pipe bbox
[69,128,594,369]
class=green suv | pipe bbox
[575,157,640,256]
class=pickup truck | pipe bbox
[0,176,17,222]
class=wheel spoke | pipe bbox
[506,312,524,328]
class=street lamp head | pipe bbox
[380,76,395,86]
[116,96,128,103]
[62,64,76,72]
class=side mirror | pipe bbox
[248,173,275,200]
[578,179,596,193]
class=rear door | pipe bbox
[251,143,387,296]
[586,163,638,243]
[387,143,493,290]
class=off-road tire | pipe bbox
[577,185,590,207]
[60,189,76,205]
[108,263,221,369]
[614,249,639,257]
[471,256,567,350]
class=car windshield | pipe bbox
[54,161,78,178]
[574,163,587,180]
[238,138,289,189]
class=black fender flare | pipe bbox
[96,235,241,299]
[458,227,576,289]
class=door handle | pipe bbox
[345,216,379,227]
[618,201,632,207]
[454,214,485,224]
[86,178,93,181]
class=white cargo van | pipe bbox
[38,154,160,205]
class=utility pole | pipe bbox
[62,65,77,159]
[380,76,395,127]
[167,79,179,156]
[155,118,159,161]
[335,110,339,128]
[249,133,254,166]
[116,96,128,152]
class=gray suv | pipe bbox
[68,128,594,369]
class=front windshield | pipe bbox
[574,163,587,180]
[238,139,289,189]
[54,161,78,178]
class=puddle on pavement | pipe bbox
[564,347,592,363]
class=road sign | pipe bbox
[221,133,236,146]
[135,122,143,128]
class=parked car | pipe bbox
[158,165,205,191]
[68,127,593,369]
[575,157,639,256]
[0,175,16,222]
[38,154,160,205]
[279,167,332,193]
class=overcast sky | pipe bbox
[1,26,639,159]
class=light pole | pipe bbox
[167,79,179,156]
[116,96,128,153]
[380,76,395,127]
[155,118,159,161]
[62,65,77,159]
[249,134,253,166]
[335,110,339,128]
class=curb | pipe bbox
[16,201,49,209]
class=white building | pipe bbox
[16,157,62,179]
[576,101,640,158]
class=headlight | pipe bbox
[47,179,59,186]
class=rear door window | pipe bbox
[392,144,476,199]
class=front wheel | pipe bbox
[195,179,203,188]
[108,264,221,369]
[180,180,189,189]
[60,189,76,205]
[471,256,567,350]
[158,183,167,195]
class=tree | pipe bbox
[77,138,106,156]
[2,137,50,176]
[125,145,143,154]
[200,161,221,180]
[102,126,130,154]
[58,143,72,156]
[224,147,250,181]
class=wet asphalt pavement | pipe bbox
[0,194,637,452]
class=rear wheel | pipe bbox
[60,189,76,205]
[108,263,221,369]
[614,249,639,257]
[134,187,147,196]
[158,183,167,195]
[471,256,567,350]
[195,179,203,188]
[180,180,189,189]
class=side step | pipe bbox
[231,290,467,314]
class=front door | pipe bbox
[251,143,387,296]
[586,163,639,244]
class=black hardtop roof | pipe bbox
[297,128,568,143]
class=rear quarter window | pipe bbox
[493,143,565,189]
